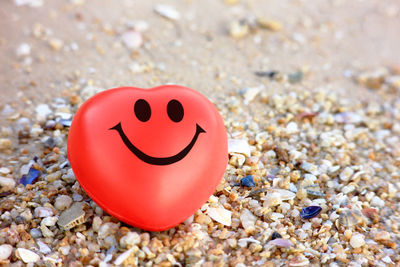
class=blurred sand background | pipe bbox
[1,0,400,111]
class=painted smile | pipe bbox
[110,123,205,165]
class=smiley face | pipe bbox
[110,99,206,165]
[67,85,228,231]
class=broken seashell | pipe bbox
[338,209,365,227]
[207,207,232,226]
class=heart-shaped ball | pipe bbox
[67,85,228,231]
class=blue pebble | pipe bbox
[300,206,322,219]
[19,168,41,186]
[239,175,256,187]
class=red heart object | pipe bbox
[68,85,228,231]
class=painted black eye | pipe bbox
[167,100,184,122]
[134,99,151,122]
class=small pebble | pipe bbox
[257,18,282,31]
[374,231,390,242]
[15,248,40,263]
[41,216,58,227]
[154,4,180,20]
[0,167,10,175]
[268,188,296,200]
[37,241,51,254]
[16,43,31,57]
[54,195,73,211]
[29,228,42,238]
[370,196,385,207]
[300,162,319,175]
[0,138,12,150]
[237,175,256,187]
[271,232,282,240]
[35,104,52,120]
[288,71,304,84]
[229,21,249,39]
[120,232,140,248]
[121,31,143,50]
[34,207,54,218]
[263,192,282,207]
[114,246,136,265]
[0,244,13,260]
[286,122,299,134]
[240,208,257,231]
[46,171,62,183]
[300,206,322,219]
[241,86,262,103]
[58,119,72,127]
[0,176,16,191]
[48,38,63,51]
[207,207,232,226]
[228,139,251,157]
[350,233,365,248]
[339,167,354,182]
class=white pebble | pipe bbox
[98,222,119,239]
[40,225,54,237]
[154,4,180,20]
[302,222,312,231]
[241,86,263,103]
[0,167,10,175]
[54,195,73,211]
[269,212,284,221]
[300,162,320,175]
[0,176,16,191]
[120,232,140,248]
[16,43,31,57]
[370,196,385,208]
[37,240,51,254]
[240,209,257,231]
[59,245,70,256]
[228,139,251,157]
[41,216,58,227]
[280,202,291,214]
[342,184,356,194]
[34,207,53,218]
[304,174,317,182]
[0,244,13,260]
[339,167,354,182]
[207,207,232,226]
[263,192,282,207]
[121,31,143,50]
[30,124,43,137]
[350,233,365,248]
[269,188,296,201]
[92,216,102,232]
[286,122,299,134]
[15,248,40,263]
[382,255,393,264]
[35,104,52,121]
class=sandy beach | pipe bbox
[1,0,400,266]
